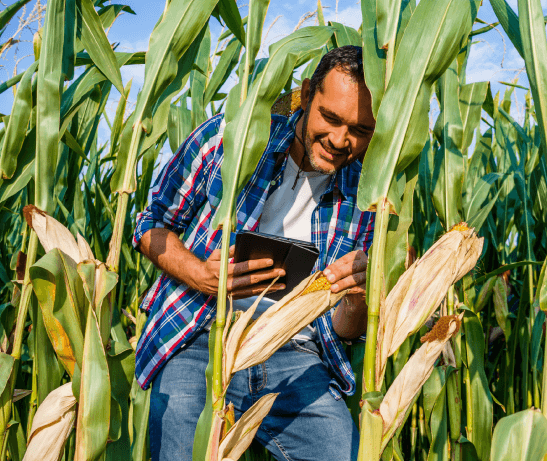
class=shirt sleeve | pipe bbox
[133,115,224,250]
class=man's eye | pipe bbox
[323,114,339,124]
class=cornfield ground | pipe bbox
[2,0,547,460]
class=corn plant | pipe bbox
[2,0,547,460]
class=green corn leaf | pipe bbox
[459,81,489,154]
[193,323,217,461]
[361,0,386,119]
[431,60,464,230]
[329,21,361,47]
[490,0,524,57]
[384,158,419,294]
[461,304,494,460]
[0,353,14,396]
[97,4,136,30]
[110,79,132,157]
[465,172,504,220]
[35,0,67,213]
[357,0,480,214]
[490,409,547,460]
[217,0,245,45]
[190,24,211,130]
[212,26,333,229]
[317,0,325,26]
[32,298,64,405]
[77,0,124,95]
[0,0,31,32]
[29,249,87,376]
[133,0,218,133]
[74,306,111,460]
[0,128,35,205]
[204,37,242,106]
[522,19,547,166]
[0,61,38,180]
[168,101,192,154]
[376,0,402,50]
[423,367,449,460]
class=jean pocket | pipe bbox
[290,339,321,357]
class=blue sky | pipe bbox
[1,0,546,142]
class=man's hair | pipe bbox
[308,45,364,103]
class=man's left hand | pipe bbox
[323,249,367,303]
[324,250,368,339]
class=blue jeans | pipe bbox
[149,329,359,461]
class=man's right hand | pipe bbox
[199,245,285,299]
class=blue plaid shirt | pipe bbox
[133,110,375,398]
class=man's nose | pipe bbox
[328,126,350,151]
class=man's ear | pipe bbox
[300,78,311,111]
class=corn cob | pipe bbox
[301,275,332,296]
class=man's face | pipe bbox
[300,67,376,174]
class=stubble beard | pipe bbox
[301,105,345,176]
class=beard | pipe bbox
[301,105,350,175]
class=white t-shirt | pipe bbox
[231,153,331,341]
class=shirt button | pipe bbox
[205,314,211,319]
[270,180,276,185]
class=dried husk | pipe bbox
[379,314,463,448]
[24,205,96,264]
[23,382,77,461]
[218,393,278,461]
[228,272,347,375]
[377,226,482,385]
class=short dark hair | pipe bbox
[308,45,364,103]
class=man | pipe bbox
[133,45,376,461]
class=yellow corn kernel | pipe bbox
[301,276,331,296]
[450,222,469,232]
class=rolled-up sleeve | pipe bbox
[133,115,224,250]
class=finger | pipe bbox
[330,270,367,293]
[229,258,276,276]
[228,268,285,290]
[231,283,286,299]
[324,250,368,283]
[229,245,235,257]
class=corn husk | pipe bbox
[379,314,463,449]
[24,205,96,264]
[376,224,482,385]
[218,393,278,461]
[23,382,77,461]
[225,272,347,379]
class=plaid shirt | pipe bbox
[133,110,375,398]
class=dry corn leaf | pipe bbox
[218,393,278,461]
[223,277,279,387]
[230,272,347,374]
[24,205,95,264]
[377,224,482,385]
[379,314,463,449]
[23,382,76,461]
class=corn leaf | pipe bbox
[330,21,361,47]
[190,24,211,130]
[77,0,124,95]
[0,0,31,31]
[217,0,245,45]
[212,26,333,229]
[360,0,386,119]
[74,306,111,461]
[463,310,493,460]
[490,409,547,460]
[30,249,87,376]
[459,81,489,154]
[35,0,67,212]
[204,38,242,106]
[0,61,38,179]
[376,0,402,49]
[357,0,480,213]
